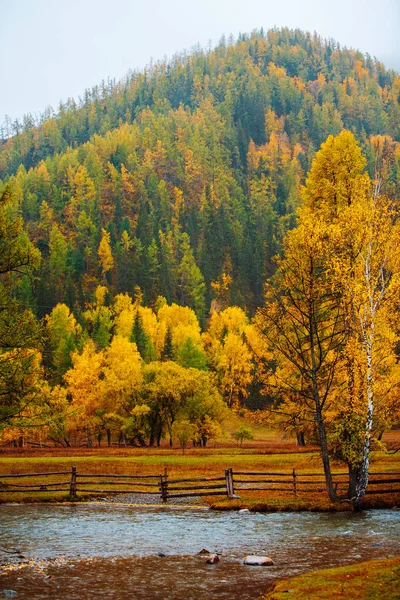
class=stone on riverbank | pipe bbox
[243,555,274,566]
[206,554,220,564]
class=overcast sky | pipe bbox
[1,0,399,123]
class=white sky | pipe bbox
[1,0,399,123]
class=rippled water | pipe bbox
[1,504,399,599]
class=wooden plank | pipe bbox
[166,484,226,491]
[364,472,400,476]
[74,489,159,494]
[233,471,292,476]
[234,471,346,477]
[365,489,400,495]
[76,473,159,479]
[167,477,225,484]
[234,486,294,492]
[296,480,334,485]
[167,491,226,498]
[1,481,70,488]
[0,488,71,493]
[296,476,326,480]
[313,472,346,477]
[233,478,293,484]
[77,480,160,487]
[368,479,400,485]
[295,489,326,493]
[0,472,70,478]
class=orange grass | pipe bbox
[0,428,399,508]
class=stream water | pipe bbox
[0,504,399,599]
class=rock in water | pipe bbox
[198,548,211,555]
[206,553,220,564]
[243,555,274,566]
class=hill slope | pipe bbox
[1,28,399,317]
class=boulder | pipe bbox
[206,553,220,564]
[198,548,211,555]
[243,555,274,566]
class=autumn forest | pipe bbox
[1,28,400,502]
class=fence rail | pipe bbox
[230,469,400,498]
[0,467,399,501]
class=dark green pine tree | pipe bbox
[130,311,156,363]
[161,326,174,361]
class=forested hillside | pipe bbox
[1,28,400,492]
[1,28,399,317]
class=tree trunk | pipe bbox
[85,426,92,447]
[351,337,373,503]
[156,427,162,447]
[348,465,364,507]
[296,431,306,447]
[107,429,111,447]
[310,312,337,502]
[315,407,337,502]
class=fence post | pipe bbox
[163,467,168,502]
[225,468,234,498]
[160,467,168,502]
[70,465,77,497]
[292,468,297,497]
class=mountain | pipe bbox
[1,28,399,319]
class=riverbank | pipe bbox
[265,556,400,599]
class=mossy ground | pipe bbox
[265,556,400,599]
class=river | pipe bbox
[1,504,399,599]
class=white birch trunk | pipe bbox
[355,237,381,502]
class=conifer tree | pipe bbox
[130,311,156,363]
[162,326,174,361]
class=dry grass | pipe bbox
[265,556,400,599]
[0,427,399,508]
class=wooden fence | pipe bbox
[0,467,399,501]
[229,469,400,498]
[0,468,163,498]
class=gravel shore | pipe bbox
[100,492,204,506]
